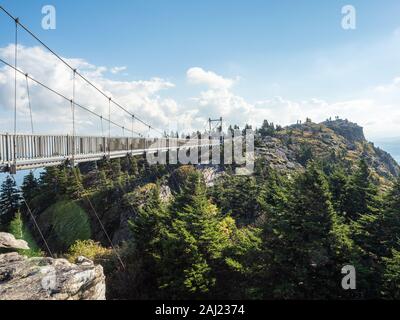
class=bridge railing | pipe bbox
[0,133,218,170]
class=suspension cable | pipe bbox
[0,5,164,136]
[25,74,34,134]
[8,174,54,258]
[0,57,141,136]
[70,168,125,270]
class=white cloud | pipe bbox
[0,45,180,136]
[374,77,400,93]
[110,66,127,74]
[185,67,400,140]
[1,47,399,142]
[187,67,235,89]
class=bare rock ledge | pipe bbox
[0,252,106,300]
[0,232,30,250]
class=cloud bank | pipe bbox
[0,46,399,141]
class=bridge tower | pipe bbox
[208,117,223,136]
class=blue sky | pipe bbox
[2,0,400,99]
[0,1,400,154]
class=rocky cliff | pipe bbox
[0,233,105,300]
[256,119,399,186]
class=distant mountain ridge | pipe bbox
[255,118,399,187]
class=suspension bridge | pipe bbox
[0,6,221,174]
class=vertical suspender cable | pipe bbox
[131,115,134,152]
[100,116,104,137]
[72,69,76,165]
[146,125,151,150]
[108,97,111,158]
[131,115,135,139]
[25,74,34,134]
[100,115,104,154]
[12,18,18,171]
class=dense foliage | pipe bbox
[1,150,400,299]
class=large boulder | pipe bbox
[0,232,29,250]
[0,252,106,300]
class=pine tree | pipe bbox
[129,156,139,177]
[261,163,354,299]
[8,211,23,239]
[57,167,69,195]
[382,249,400,299]
[110,158,122,179]
[67,168,83,199]
[379,179,400,254]
[355,178,400,258]
[210,175,264,224]
[342,159,379,220]
[259,120,275,137]
[21,171,38,204]
[120,185,169,299]
[39,166,63,202]
[0,176,21,227]
[161,170,230,298]
[98,168,113,190]
[329,165,349,216]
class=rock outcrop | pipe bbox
[0,252,105,300]
[0,232,30,250]
[255,119,399,185]
[323,119,365,143]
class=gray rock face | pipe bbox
[0,232,29,250]
[201,167,223,187]
[0,252,106,300]
[323,119,365,143]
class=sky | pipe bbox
[0,0,400,162]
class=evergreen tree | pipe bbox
[39,166,64,203]
[98,168,113,190]
[329,166,349,215]
[116,185,169,299]
[21,171,39,204]
[0,176,21,227]
[161,170,231,298]
[67,168,84,199]
[379,178,400,254]
[110,158,122,179]
[259,120,275,137]
[342,159,380,220]
[57,167,69,195]
[296,144,314,166]
[261,163,354,299]
[350,178,400,297]
[210,175,264,224]
[382,249,400,299]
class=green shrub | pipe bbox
[39,200,91,252]
[67,239,111,263]
[9,212,43,257]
